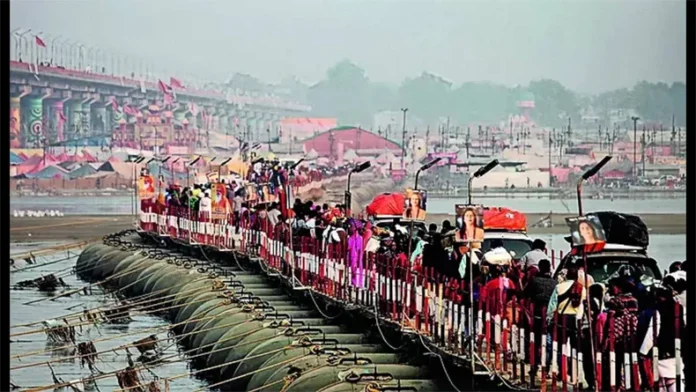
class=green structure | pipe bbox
[67,101,83,140]
[22,96,44,147]
[93,105,107,135]
[111,106,124,130]
[82,102,92,138]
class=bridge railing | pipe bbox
[137,206,684,391]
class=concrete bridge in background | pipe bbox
[9,60,311,149]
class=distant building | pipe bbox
[608,108,641,127]
[279,118,337,143]
[302,126,402,159]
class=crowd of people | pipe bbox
[142,159,687,392]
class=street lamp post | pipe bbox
[48,35,62,65]
[54,37,68,66]
[17,29,33,63]
[10,28,23,61]
[32,31,44,65]
[468,159,499,205]
[575,155,612,392]
[400,108,408,168]
[631,116,640,180]
[415,158,442,190]
[345,161,372,215]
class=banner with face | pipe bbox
[403,189,427,221]
[566,214,607,251]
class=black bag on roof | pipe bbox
[590,211,649,248]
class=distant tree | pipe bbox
[527,79,579,127]
[307,60,372,125]
[398,72,453,123]
[452,82,516,125]
[301,60,685,129]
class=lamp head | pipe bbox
[582,156,612,180]
[473,159,499,178]
[419,157,442,172]
[353,161,372,173]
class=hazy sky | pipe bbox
[11,0,686,93]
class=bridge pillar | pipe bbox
[21,96,44,148]
[66,100,83,141]
[10,96,22,148]
[92,104,107,136]
[81,100,93,138]
[109,100,124,131]
[45,99,68,144]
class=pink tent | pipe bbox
[80,149,98,162]
[21,155,43,166]
[56,152,72,162]
[107,155,122,163]
[18,152,29,160]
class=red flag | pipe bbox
[188,102,198,116]
[35,36,46,48]
[163,93,174,107]
[109,97,120,111]
[170,77,185,89]
[157,80,171,94]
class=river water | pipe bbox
[9,242,209,391]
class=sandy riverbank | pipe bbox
[10,212,685,243]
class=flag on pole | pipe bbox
[108,97,120,111]
[163,93,174,107]
[35,36,46,48]
[157,80,172,94]
[170,77,185,89]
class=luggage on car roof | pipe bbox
[590,211,649,248]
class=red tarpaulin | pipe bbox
[483,207,527,231]
[365,192,405,217]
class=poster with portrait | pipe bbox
[211,183,229,220]
[138,174,156,200]
[454,204,485,241]
[403,189,427,221]
[566,214,607,252]
[453,204,485,278]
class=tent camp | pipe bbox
[342,149,359,162]
[25,165,70,179]
[69,163,98,179]
[10,151,23,165]
[376,151,396,164]
[304,149,319,160]
[97,161,141,180]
